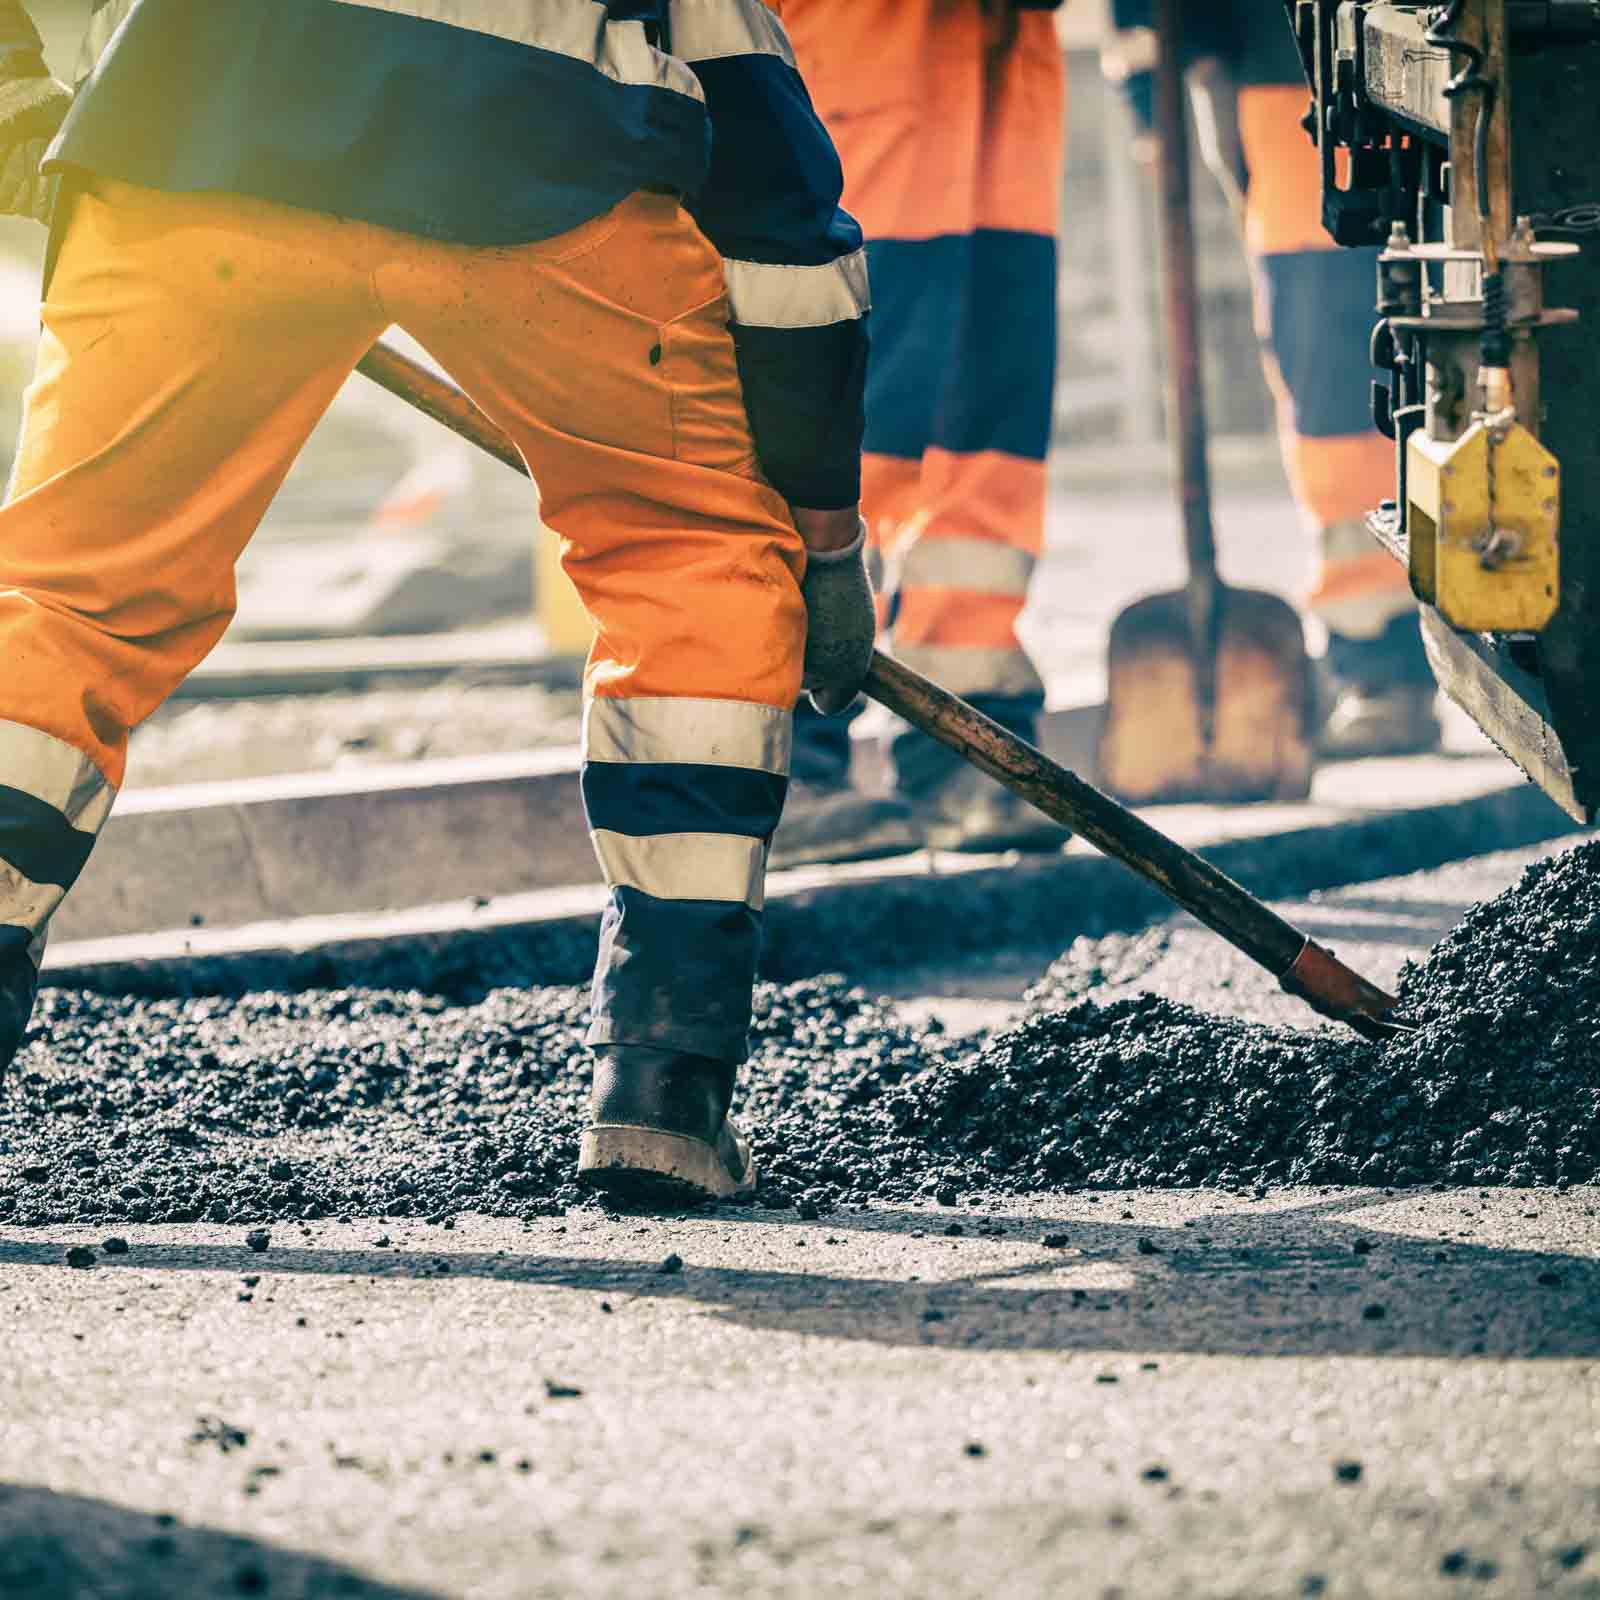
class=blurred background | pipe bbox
[8,0,1302,791]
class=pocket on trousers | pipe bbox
[658,295,762,480]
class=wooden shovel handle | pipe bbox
[357,343,526,475]
[1154,0,1218,593]
[355,339,1402,1040]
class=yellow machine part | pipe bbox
[1406,421,1561,632]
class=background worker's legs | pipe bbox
[380,192,805,1062]
[1232,66,1437,756]
[883,10,1064,843]
[0,180,389,1062]
[784,0,1066,855]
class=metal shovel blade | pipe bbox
[1097,583,1316,805]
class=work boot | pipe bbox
[0,932,39,1085]
[770,700,921,869]
[893,696,1068,855]
[1317,616,1442,760]
[1319,681,1442,760]
[768,780,921,871]
[912,763,1071,854]
[578,1045,756,1205]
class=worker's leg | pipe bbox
[784,2,1067,853]
[1233,76,1438,754]
[777,0,973,864]
[0,179,386,1065]
[884,7,1067,843]
[380,191,804,1069]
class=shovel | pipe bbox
[352,346,1403,1041]
[1096,0,1315,805]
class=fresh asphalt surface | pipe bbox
[4,842,1600,1599]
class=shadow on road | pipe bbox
[3,1190,1596,1361]
[0,1482,438,1599]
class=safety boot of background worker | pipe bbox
[1317,615,1442,761]
[0,936,38,1083]
[894,700,1070,855]
[579,1046,755,1206]
[769,701,921,871]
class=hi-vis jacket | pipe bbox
[1,0,869,509]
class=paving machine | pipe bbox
[1284,0,1600,821]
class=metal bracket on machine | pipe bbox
[1290,0,1600,821]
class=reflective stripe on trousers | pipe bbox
[0,721,114,974]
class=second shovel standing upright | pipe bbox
[1096,0,1316,805]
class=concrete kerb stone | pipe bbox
[168,623,584,700]
[44,763,1577,1002]
[61,705,1104,943]
[54,748,598,943]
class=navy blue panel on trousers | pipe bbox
[864,230,1058,463]
[935,229,1058,463]
[0,784,96,889]
[581,762,789,842]
[861,234,966,460]
[589,887,763,1062]
[1257,247,1382,438]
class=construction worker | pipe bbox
[773,0,1072,866]
[0,0,874,1204]
[1104,1,1440,756]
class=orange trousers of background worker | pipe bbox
[783,0,1068,816]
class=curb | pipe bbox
[55,748,596,943]
[58,706,1108,944]
[169,624,583,700]
[45,768,1580,1001]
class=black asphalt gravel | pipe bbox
[3,841,1598,1223]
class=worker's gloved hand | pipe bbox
[0,64,69,222]
[797,514,875,717]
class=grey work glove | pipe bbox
[800,517,876,717]
[0,70,70,222]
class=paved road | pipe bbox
[5,844,1599,1599]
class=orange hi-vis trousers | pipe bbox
[0,180,804,1063]
[785,0,1065,727]
[1235,83,1414,642]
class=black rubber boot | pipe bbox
[578,1046,755,1205]
[895,696,1069,854]
[770,699,921,870]
[0,931,40,1086]
[1318,615,1442,760]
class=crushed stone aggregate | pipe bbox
[3,841,1599,1221]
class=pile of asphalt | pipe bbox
[1000,840,1600,1190]
[2,843,1597,1222]
[0,979,972,1225]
